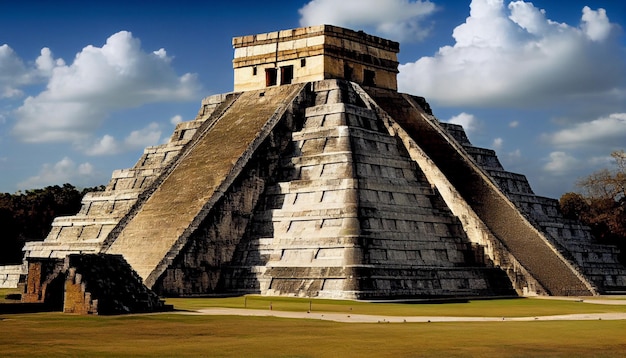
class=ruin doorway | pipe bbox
[344,63,353,81]
[280,65,294,85]
[363,69,376,86]
[265,68,277,86]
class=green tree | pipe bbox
[0,184,104,264]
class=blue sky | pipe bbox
[1,0,625,199]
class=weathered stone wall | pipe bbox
[63,254,164,315]
[233,25,399,92]
[21,254,164,315]
[0,264,24,288]
[21,258,65,310]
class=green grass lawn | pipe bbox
[0,312,625,357]
[1,296,625,357]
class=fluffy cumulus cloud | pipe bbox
[446,112,479,132]
[543,151,580,175]
[398,0,625,107]
[18,157,95,189]
[85,122,162,156]
[12,31,200,144]
[547,113,626,149]
[299,0,437,41]
[0,45,65,99]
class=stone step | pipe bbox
[105,84,307,286]
[370,89,596,296]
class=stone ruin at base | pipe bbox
[15,25,626,313]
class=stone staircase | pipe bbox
[367,88,597,296]
[22,93,234,261]
[441,122,626,293]
[105,84,307,287]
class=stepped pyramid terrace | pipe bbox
[16,25,626,312]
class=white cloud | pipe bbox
[398,1,625,107]
[0,45,30,98]
[85,134,120,156]
[85,122,162,156]
[35,47,65,77]
[124,122,162,149]
[543,151,580,174]
[492,137,503,149]
[170,114,183,125]
[0,45,62,99]
[446,112,478,132]
[78,162,95,176]
[581,6,611,42]
[547,113,626,148]
[12,31,200,143]
[509,121,519,128]
[18,157,96,189]
[299,0,437,41]
[152,48,170,62]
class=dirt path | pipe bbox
[187,308,626,323]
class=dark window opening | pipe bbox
[344,63,353,81]
[363,69,376,86]
[280,65,294,85]
[300,58,306,67]
[265,68,277,87]
[252,67,257,76]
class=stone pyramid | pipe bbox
[22,25,626,300]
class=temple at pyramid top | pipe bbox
[232,25,400,91]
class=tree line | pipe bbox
[0,184,104,264]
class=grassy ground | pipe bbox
[1,296,625,357]
[0,287,21,303]
[167,295,626,317]
[1,311,625,357]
